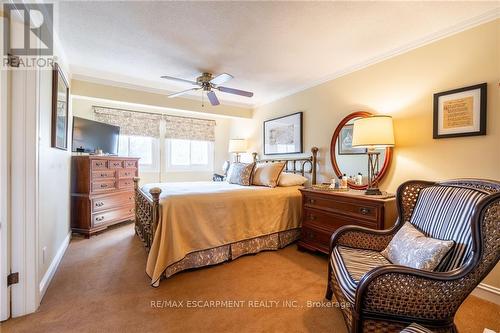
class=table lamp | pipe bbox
[352,115,395,195]
[228,139,247,163]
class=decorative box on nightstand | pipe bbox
[298,188,397,254]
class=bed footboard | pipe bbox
[133,177,161,251]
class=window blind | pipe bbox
[93,107,216,142]
[93,106,162,138]
[164,115,215,142]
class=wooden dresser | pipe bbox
[71,156,140,237]
[298,188,397,254]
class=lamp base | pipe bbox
[365,187,383,195]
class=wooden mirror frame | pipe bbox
[330,111,392,190]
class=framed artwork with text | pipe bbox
[433,83,487,139]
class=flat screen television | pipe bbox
[72,117,120,155]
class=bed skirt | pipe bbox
[143,228,301,285]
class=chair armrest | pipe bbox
[355,265,468,322]
[329,225,396,253]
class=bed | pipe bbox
[133,147,318,286]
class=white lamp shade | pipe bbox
[228,139,247,153]
[352,116,395,148]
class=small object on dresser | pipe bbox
[356,173,363,185]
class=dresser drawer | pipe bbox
[124,160,137,169]
[303,208,378,231]
[118,169,135,179]
[92,205,135,227]
[300,225,331,253]
[92,170,115,180]
[303,194,379,222]
[108,160,124,169]
[118,179,134,189]
[91,181,116,192]
[92,192,134,212]
[91,160,108,170]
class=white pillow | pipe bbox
[278,173,308,187]
[381,222,454,271]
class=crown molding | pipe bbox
[256,8,500,108]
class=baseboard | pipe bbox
[39,232,71,298]
[472,283,500,305]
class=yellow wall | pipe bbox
[231,20,500,287]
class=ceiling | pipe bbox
[57,1,499,107]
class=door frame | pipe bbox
[6,5,41,317]
[0,37,11,323]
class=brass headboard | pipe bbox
[252,147,319,185]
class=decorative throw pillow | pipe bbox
[227,162,255,186]
[278,173,308,187]
[381,222,454,271]
[252,162,286,188]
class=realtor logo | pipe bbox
[3,3,53,56]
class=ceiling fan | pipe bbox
[160,72,254,106]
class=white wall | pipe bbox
[37,64,72,287]
[36,52,72,295]
[71,98,232,183]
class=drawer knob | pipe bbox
[309,215,316,221]
[308,232,315,240]
[129,196,133,200]
[360,207,371,215]
[309,199,316,204]
[100,173,106,177]
[100,184,108,188]
[95,216,104,222]
[95,201,104,207]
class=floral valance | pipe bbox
[93,106,216,141]
[93,106,161,138]
[164,115,215,142]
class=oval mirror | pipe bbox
[330,111,392,190]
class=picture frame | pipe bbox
[338,124,367,155]
[51,63,69,150]
[263,112,303,155]
[433,83,487,139]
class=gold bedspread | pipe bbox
[140,182,302,285]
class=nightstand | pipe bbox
[298,188,397,254]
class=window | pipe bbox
[166,139,214,171]
[119,135,159,171]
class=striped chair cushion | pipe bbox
[400,323,434,333]
[330,245,391,303]
[409,186,487,271]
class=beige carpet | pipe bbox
[1,223,499,333]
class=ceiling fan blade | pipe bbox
[160,75,198,86]
[210,73,233,85]
[167,88,200,98]
[207,91,220,106]
[217,86,254,98]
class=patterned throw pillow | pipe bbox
[227,162,255,186]
[252,162,286,188]
[381,222,454,271]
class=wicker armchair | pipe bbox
[325,179,500,333]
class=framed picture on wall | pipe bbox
[338,124,367,155]
[263,112,303,155]
[433,83,487,139]
[51,63,70,150]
